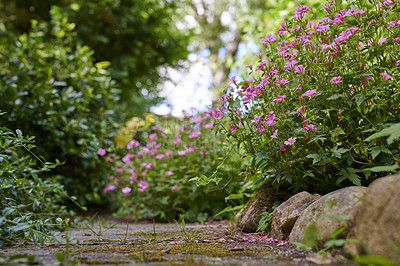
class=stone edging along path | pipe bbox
[0,220,355,265]
[238,174,400,265]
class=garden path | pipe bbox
[0,220,352,265]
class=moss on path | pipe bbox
[0,220,352,265]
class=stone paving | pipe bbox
[0,221,352,265]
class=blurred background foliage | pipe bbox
[0,0,323,215]
[0,0,191,114]
[0,18,119,207]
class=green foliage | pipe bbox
[0,122,73,246]
[208,0,400,194]
[292,223,319,251]
[0,0,191,113]
[0,19,119,206]
[103,111,248,222]
[256,201,280,232]
[353,255,396,266]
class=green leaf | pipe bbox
[324,214,350,221]
[9,254,29,261]
[331,146,348,159]
[363,164,399,173]
[330,226,345,237]
[337,168,361,186]
[2,207,15,217]
[292,241,312,251]
[302,223,319,249]
[16,129,23,137]
[55,252,65,263]
[9,223,31,232]
[365,123,400,144]
[323,239,346,248]
[353,255,395,266]
[214,205,243,217]
[355,93,366,106]
[306,153,325,164]
[27,255,39,265]
[326,94,343,100]
[370,146,393,159]
[225,193,244,200]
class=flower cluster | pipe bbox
[206,0,400,194]
[100,111,244,221]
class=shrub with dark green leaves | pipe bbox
[207,0,400,194]
[0,118,77,246]
[0,0,191,113]
[0,18,119,206]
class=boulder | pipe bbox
[237,182,285,233]
[345,174,400,264]
[289,186,368,244]
[270,191,321,239]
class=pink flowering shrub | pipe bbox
[207,0,400,194]
[103,111,245,221]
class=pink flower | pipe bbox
[97,149,106,156]
[127,139,140,149]
[129,173,137,184]
[141,162,154,169]
[361,75,373,86]
[230,124,238,133]
[122,154,134,164]
[396,60,400,65]
[380,73,392,80]
[297,106,305,117]
[378,38,387,45]
[149,133,158,141]
[188,130,201,139]
[272,95,287,102]
[155,154,165,160]
[262,34,276,45]
[104,184,116,192]
[171,185,178,193]
[251,116,262,124]
[137,180,149,192]
[255,52,263,58]
[200,151,208,155]
[280,145,286,152]
[301,89,317,97]
[271,129,278,139]
[166,171,174,176]
[122,187,132,194]
[330,76,342,84]
[284,137,297,145]
[203,123,213,128]
[304,124,317,131]
[177,150,186,156]
[165,150,173,156]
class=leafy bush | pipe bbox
[102,111,248,222]
[0,0,191,113]
[0,118,77,246]
[0,18,119,205]
[207,0,400,194]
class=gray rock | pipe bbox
[237,182,283,233]
[345,174,400,264]
[271,191,320,239]
[289,186,368,244]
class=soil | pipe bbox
[0,220,355,265]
